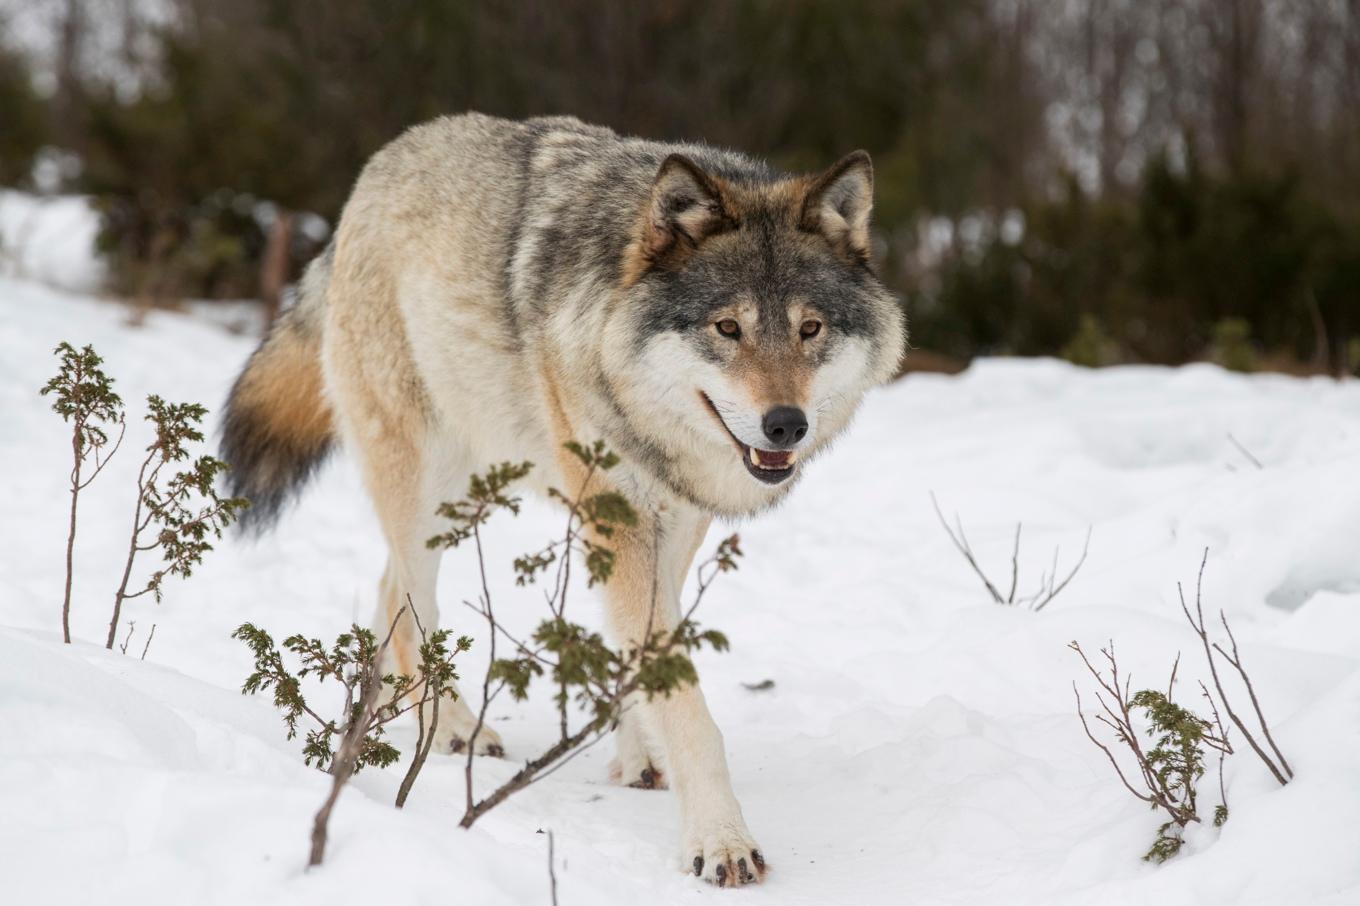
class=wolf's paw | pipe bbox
[434,718,505,757]
[609,758,667,789]
[609,713,666,788]
[684,820,766,887]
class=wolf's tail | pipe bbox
[221,245,336,532]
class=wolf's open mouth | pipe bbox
[699,393,797,486]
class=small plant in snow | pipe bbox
[1072,551,1293,863]
[43,342,246,651]
[1070,643,1232,862]
[233,607,471,865]
[107,395,248,649]
[42,342,126,643]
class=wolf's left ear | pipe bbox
[643,154,734,261]
[801,151,874,264]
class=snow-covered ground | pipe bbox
[2,274,1359,905]
[0,191,106,293]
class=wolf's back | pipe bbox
[220,246,335,532]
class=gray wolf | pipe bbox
[221,112,905,886]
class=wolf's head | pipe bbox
[602,150,906,517]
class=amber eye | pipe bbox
[800,319,823,339]
[716,319,741,339]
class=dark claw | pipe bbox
[752,850,765,870]
[715,864,727,887]
[693,856,704,877]
[448,738,467,754]
[485,743,505,758]
[738,857,751,882]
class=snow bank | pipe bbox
[0,191,105,294]
[1,275,1358,905]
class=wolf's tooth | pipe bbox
[749,447,759,466]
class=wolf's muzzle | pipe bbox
[761,406,808,450]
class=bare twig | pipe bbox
[464,520,500,817]
[140,623,156,660]
[1214,616,1293,779]
[932,493,1089,611]
[1032,528,1090,612]
[1178,550,1291,786]
[930,492,1005,604]
[547,830,559,906]
[395,601,441,809]
[1227,433,1264,470]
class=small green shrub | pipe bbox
[1210,318,1257,373]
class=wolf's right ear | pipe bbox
[801,150,874,265]
[641,154,735,262]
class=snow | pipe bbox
[0,190,105,294]
[2,273,1359,905]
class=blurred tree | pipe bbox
[0,36,47,186]
[3,0,1356,370]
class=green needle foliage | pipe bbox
[108,394,249,648]
[1072,643,1233,863]
[233,616,471,776]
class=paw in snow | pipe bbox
[685,820,765,887]
[446,731,505,758]
[608,758,667,789]
[432,701,508,750]
[609,712,667,788]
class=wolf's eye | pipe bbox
[800,319,823,339]
[715,319,741,339]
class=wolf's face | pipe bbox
[603,152,906,517]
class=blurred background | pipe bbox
[1,0,1357,374]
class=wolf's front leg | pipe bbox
[602,505,765,887]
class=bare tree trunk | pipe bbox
[53,0,88,151]
[259,210,295,330]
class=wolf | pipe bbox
[221,112,905,886]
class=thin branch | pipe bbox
[547,830,559,906]
[1032,528,1091,612]
[465,520,499,816]
[1213,612,1293,779]
[1073,683,1155,805]
[930,492,1005,604]
[1178,550,1290,786]
[395,600,440,809]
[1227,433,1263,470]
[308,609,403,868]
[1007,524,1022,604]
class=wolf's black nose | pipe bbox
[761,407,808,448]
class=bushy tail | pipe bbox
[221,248,335,532]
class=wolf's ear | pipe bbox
[801,151,874,264]
[642,154,734,260]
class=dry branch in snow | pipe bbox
[931,493,1089,611]
[1178,550,1293,786]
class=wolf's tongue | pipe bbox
[751,448,793,469]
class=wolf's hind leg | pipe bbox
[609,698,668,789]
[374,553,504,757]
[331,383,503,755]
